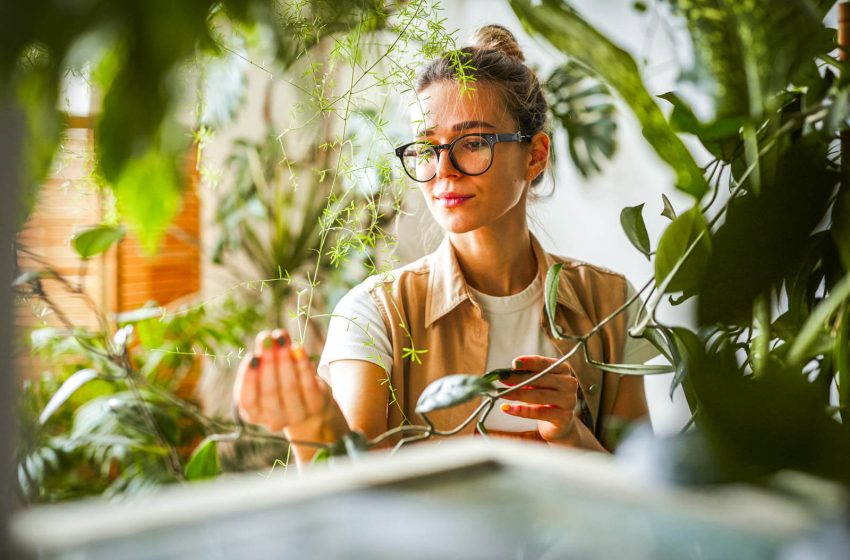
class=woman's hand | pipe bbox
[233,329,347,444]
[498,355,581,443]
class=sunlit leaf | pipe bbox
[788,273,850,365]
[660,194,677,221]
[38,369,99,425]
[112,148,183,255]
[544,263,564,339]
[654,204,711,299]
[510,0,707,198]
[184,437,220,481]
[620,204,651,259]
[71,225,125,260]
[415,374,494,414]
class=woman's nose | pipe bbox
[434,147,462,179]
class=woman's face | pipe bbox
[409,81,547,236]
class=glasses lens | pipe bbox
[401,143,437,181]
[450,135,492,175]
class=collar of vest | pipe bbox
[423,233,589,328]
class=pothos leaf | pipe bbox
[620,204,651,259]
[660,194,677,221]
[415,374,494,414]
[71,225,126,260]
[545,60,617,177]
[544,263,564,339]
[184,437,220,481]
[654,204,711,299]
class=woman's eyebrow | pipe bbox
[419,120,497,136]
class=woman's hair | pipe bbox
[414,24,551,191]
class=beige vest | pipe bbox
[367,234,647,450]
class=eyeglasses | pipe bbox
[394,132,532,183]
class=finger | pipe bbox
[501,389,565,407]
[235,354,261,423]
[500,402,573,423]
[292,343,327,414]
[513,355,576,376]
[276,337,308,425]
[258,334,285,428]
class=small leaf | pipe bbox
[620,204,651,259]
[481,368,535,384]
[587,359,674,375]
[71,225,126,260]
[38,368,100,425]
[654,204,711,298]
[788,272,850,365]
[184,437,220,481]
[544,263,564,339]
[660,194,677,221]
[415,374,494,414]
[639,326,674,363]
[114,305,165,324]
[312,447,331,464]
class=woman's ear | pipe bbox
[526,132,550,182]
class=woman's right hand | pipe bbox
[233,329,347,444]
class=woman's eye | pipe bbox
[461,138,486,150]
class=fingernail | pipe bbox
[250,356,261,368]
[500,403,511,412]
[275,334,288,347]
[291,345,305,360]
[514,360,523,369]
[263,337,273,349]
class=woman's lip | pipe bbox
[436,195,473,208]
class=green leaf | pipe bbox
[788,273,850,365]
[658,92,743,161]
[640,326,675,364]
[312,447,331,464]
[112,148,183,254]
[654,204,711,298]
[545,61,618,177]
[663,0,824,120]
[668,327,703,401]
[510,0,707,198]
[415,374,494,414]
[588,361,674,375]
[38,368,100,425]
[184,437,220,481]
[699,138,837,325]
[71,225,126,260]
[832,179,850,271]
[660,194,677,221]
[341,431,370,458]
[836,306,850,422]
[544,263,564,339]
[620,204,651,259]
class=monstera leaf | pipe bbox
[546,60,617,177]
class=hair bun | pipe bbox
[470,25,525,62]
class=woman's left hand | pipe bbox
[498,355,580,443]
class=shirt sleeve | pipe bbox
[621,279,662,364]
[317,280,394,384]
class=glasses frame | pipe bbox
[394,131,533,183]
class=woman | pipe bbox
[233,25,656,467]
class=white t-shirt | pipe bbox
[318,273,658,432]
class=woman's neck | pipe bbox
[449,226,537,297]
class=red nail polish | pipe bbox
[250,356,261,368]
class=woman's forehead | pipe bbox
[409,82,514,135]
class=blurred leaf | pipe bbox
[699,138,837,325]
[545,60,617,177]
[658,91,743,161]
[112,148,183,255]
[415,374,494,414]
[833,180,850,271]
[71,225,125,260]
[620,204,651,259]
[544,263,565,339]
[655,204,711,299]
[115,305,165,324]
[660,194,677,221]
[662,0,824,120]
[836,306,850,422]
[788,272,850,364]
[341,431,370,458]
[38,369,99,426]
[184,437,220,481]
[510,0,708,198]
[16,56,62,226]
